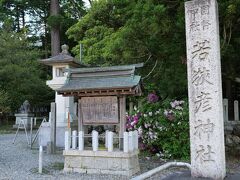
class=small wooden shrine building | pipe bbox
[58,63,143,131]
[57,63,143,176]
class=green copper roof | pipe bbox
[57,63,143,94]
[58,76,141,92]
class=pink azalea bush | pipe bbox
[126,113,140,131]
[126,94,189,159]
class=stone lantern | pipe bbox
[39,44,85,147]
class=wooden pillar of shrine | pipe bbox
[119,96,126,150]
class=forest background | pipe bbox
[0,0,239,119]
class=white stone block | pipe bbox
[63,150,140,176]
[108,158,122,170]
[72,130,77,149]
[121,159,130,170]
[66,156,82,168]
[92,130,98,152]
[135,131,139,150]
[133,130,138,150]
[128,131,134,152]
[65,131,70,150]
[123,132,129,153]
[78,131,84,151]
[107,131,113,152]
[82,157,95,168]
[95,157,108,170]
[105,130,109,148]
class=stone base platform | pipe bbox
[13,113,34,129]
[63,150,140,176]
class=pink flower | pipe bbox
[167,114,175,121]
[147,93,159,103]
[164,109,175,121]
[133,115,139,123]
[170,100,185,109]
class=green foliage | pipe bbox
[0,0,86,58]
[67,0,240,97]
[0,90,10,113]
[128,95,190,160]
[0,123,15,134]
[67,0,188,97]
[219,0,240,79]
[0,28,54,112]
[47,15,64,28]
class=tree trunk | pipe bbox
[44,20,48,58]
[21,10,25,29]
[88,0,93,6]
[16,5,20,32]
[50,0,60,56]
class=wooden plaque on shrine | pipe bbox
[81,96,119,124]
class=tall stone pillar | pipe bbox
[185,0,226,179]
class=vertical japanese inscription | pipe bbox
[194,119,214,140]
[185,0,226,179]
[188,0,211,33]
[195,145,215,162]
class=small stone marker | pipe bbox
[39,146,43,174]
[185,0,226,179]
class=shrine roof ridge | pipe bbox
[66,63,144,74]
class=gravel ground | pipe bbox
[0,133,128,180]
[1,132,238,180]
[0,132,170,180]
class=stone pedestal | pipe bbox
[14,113,34,129]
[63,150,140,176]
